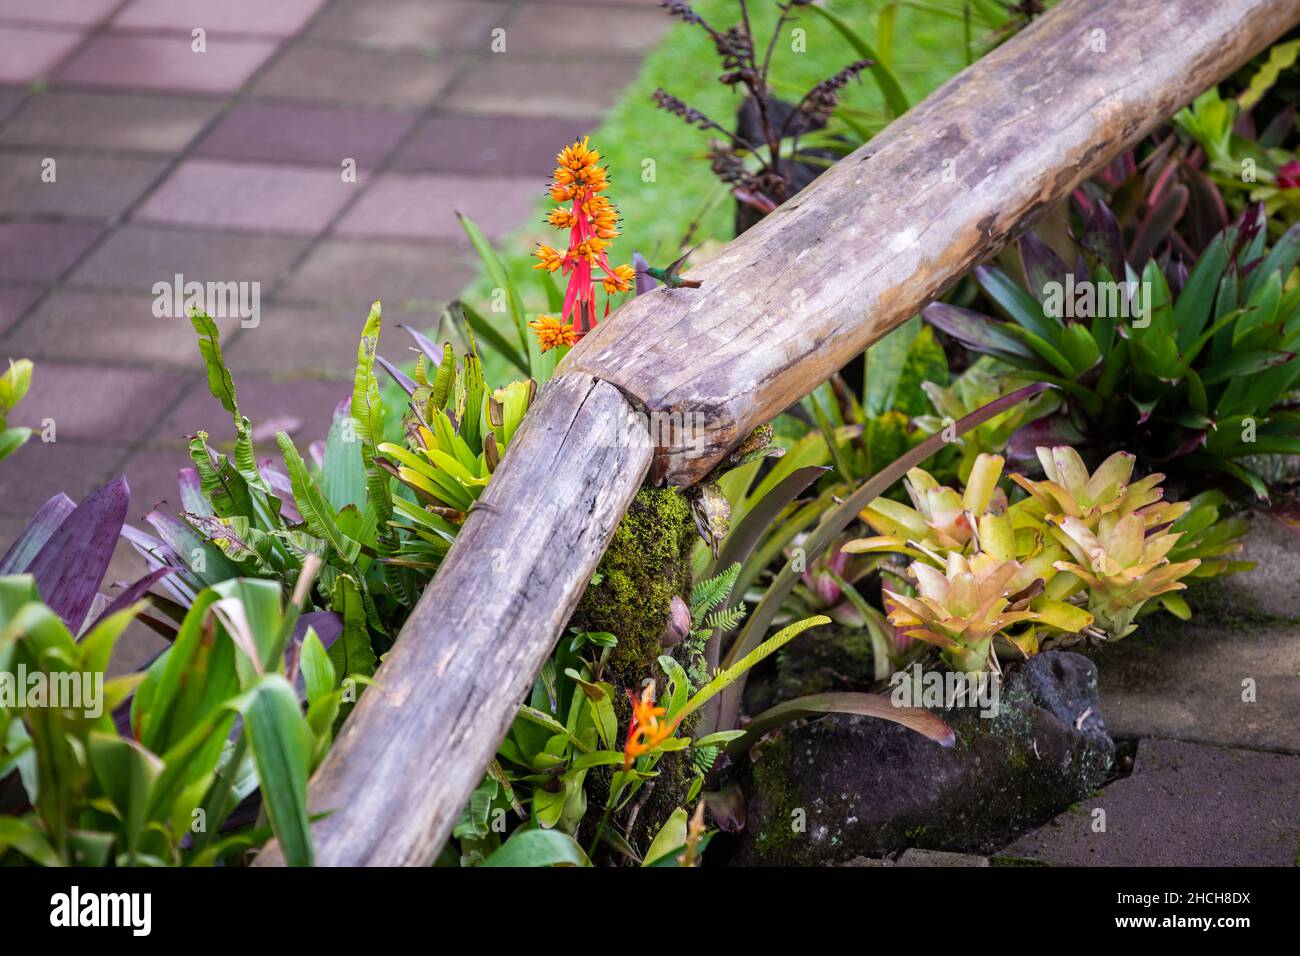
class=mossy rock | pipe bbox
[571,486,695,687]
[569,486,702,861]
[733,651,1115,866]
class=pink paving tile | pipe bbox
[442,55,642,119]
[0,440,122,519]
[0,283,42,334]
[5,288,244,368]
[0,222,102,281]
[276,237,469,308]
[334,172,541,242]
[306,0,511,50]
[250,44,460,109]
[0,150,167,220]
[391,113,599,176]
[6,361,190,443]
[505,3,672,56]
[0,25,85,84]
[112,0,327,38]
[55,32,276,94]
[0,91,224,153]
[194,101,417,167]
[0,0,118,28]
[154,373,351,450]
[69,225,309,293]
[135,158,357,235]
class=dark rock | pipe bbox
[734,651,1114,865]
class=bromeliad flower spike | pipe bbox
[530,137,635,350]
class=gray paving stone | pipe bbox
[1091,614,1300,754]
[999,737,1300,866]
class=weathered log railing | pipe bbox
[258,0,1300,865]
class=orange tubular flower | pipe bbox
[532,136,633,348]
[623,682,679,769]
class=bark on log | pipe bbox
[566,0,1300,486]
[259,0,1300,865]
[257,374,651,866]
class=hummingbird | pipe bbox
[637,247,703,289]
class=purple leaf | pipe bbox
[1130,182,1189,266]
[0,492,76,575]
[632,251,656,296]
[25,476,130,633]
[377,354,417,395]
[258,458,300,523]
[401,325,444,365]
[91,567,176,629]
[922,302,1036,361]
[1074,195,1126,279]
[1019,232,1071,304]
[177,467,211,517]
[1005,415,1085,460]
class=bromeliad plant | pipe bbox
[377,330,535,574]
[846,446,1227,672]
[0,565,344,867]
[926,214,1300,499]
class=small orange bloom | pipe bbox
[622,682,679,769]
[528,315,576,352]
[532,244,565,273]
[602,263,636,295]
[547,207,576,230]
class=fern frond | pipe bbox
[705,605,747,634]
[690,561,741,624]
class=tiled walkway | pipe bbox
[0,0,668,541]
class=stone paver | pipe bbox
[136,158,357,234]
[0,0,119,27]
[250,45,461,108]
[68,225,310,292]
[8,362,190,443]
[0,0,658,558]
[275,237,469,308]
[0,26,84,84]
[110,0,328,38]
[304,0,512,50]
[56,33,278,94]
[334,172,541,241]
[1091,588,1300,754]
[0,222,102,281]
[504,3,672,56]
[6,289,244,368]
[0,285,42,335]
[0,150,167,220]
[391,113,599,176]
[444,56,642,118]
[194,102,417,166]
[0,91,224,153]
[999,737,1300,867]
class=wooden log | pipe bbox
[566,0,1300,487]
[260,0,1300,866]
[256,374,651,866]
